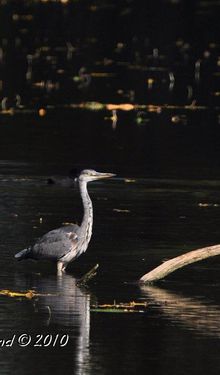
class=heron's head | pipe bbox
[79,169,115,183]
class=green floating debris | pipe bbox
[91,308,130,313]
[91,301,148,313]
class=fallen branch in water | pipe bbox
[77,264,99,286]
[139,244,220,284]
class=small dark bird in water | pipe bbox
[47,168,78,187]
[15,169,115,274]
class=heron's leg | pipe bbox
[57,261,65,275]
[62,263,67,272]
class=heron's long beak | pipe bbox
[96,172,116,179]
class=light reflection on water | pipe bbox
[29,273,91,375]
[141,285,220,339]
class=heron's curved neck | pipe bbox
[79,180,93,232]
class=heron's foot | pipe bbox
[57,261,66,275]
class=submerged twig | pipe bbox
[77,264,99,286]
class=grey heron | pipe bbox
[15,169,115,274]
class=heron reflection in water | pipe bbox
[15,169,115,274]
[14,273,91,375]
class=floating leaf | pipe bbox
[0,289,38,299]
[0,289,53,299]
[106,103,134,111]
[124,179,136,183]
[113,208,130,213]
[198,203,219,208]
[90,72,116,77]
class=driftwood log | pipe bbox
[140,244,220,284]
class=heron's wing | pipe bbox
[31,225,80,260]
